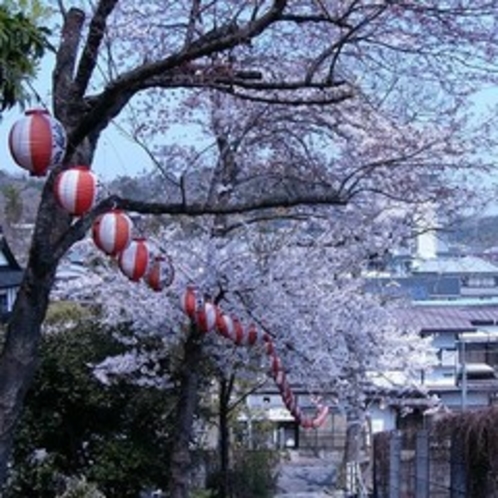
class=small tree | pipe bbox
[6,321,176,497]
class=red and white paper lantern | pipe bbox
[178,290,330,429]
[54,166,97,215]
[195,302,217,333]
[92,210,133,256]
[118,237,151,281]
[8,109,67,176]
[216,312,235,341]
[145,254,175,291]
[181,286,204,319]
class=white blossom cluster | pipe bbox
[55,201,434,411]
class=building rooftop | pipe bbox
[413,255,498,275]
[0,227,23,289]
[397,305,498,333]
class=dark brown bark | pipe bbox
[218,374,235,498]
[169,326,204,498]
[0,272,51,484]
[0,181,75,486]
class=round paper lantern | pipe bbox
[145,255,174,291]
[232,317,245,345]
[246,324,259,346]
[195,302,217,333]
[54,166,97,215]
[216,312,235,341]
[181,286,204,319]
[92,210,133,256]
[118,238,151,281]
[8,109,67,176]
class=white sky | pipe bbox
[0,103,156,182]
[0,52,157,182]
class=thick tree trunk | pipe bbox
[0,129,88,488]
[218,374,235,498]
[169,326,204,498]
[0,265,56,486]
[340,406,366,495]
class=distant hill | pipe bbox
[3,166,498,263]
[0,170,44,263]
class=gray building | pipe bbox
[0,227,23,322]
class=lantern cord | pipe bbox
[62,187,328,428]
[181,286,330,429]
[25,81,50,112]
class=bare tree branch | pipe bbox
[52,8,85,115]
[67,0,288,154]
[74,0,119,97]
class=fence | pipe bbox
[372,422,498,498]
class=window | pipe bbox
[461,276,497,288]
[0,293,7,314]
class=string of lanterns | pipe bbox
[8,108,66,177]
[181,286,329,428]
[8,108,329,429]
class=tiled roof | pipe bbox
[0,268,23,289]
[0,236,21,270]
[398,305,498,332]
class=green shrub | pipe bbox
[207,449,279,498]
[57,477,105,498]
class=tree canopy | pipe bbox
[7,321,176,497]
[2,1,498,495]
[0,1,50,110]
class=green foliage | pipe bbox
[191,490,215,498]
[5,323,176,498]
[44,301,91,327]
[57,477,105,498]
[1,185,23,226]
[231,450,279,498]
[0,2,51,110]
[206,450,279,498]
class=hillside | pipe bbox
[3,167,498,264]
[0,170,44,263]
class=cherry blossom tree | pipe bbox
[2,1,498,495]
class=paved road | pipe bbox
[274,456,339,497]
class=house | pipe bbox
[398,304,498,410]
[0,226,23,322]
[240,384,339,453]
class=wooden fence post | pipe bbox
[389,431,401,498]
[450,432,466,498]
[415,429,429,498]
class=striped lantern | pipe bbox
[8,109,67,176]
[246,324,259,346]
[195,302,217,333]
[216,312,235,341]
[54,166,97,215]
[176,286,330,430]
[118,238,151,281]
[92,210,133,256]
[181,286,204,319]
[232,317,245,345]
[145,255,174,291]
